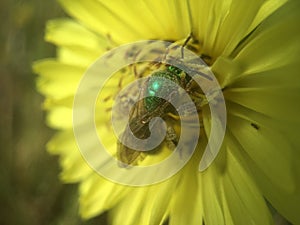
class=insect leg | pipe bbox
[165,125,178,150]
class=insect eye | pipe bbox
[168,66,181,75]
[168,66,175,72]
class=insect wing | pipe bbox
[116,87,151,166]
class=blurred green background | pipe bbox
[0,0,107,224]
[0,0,293,225]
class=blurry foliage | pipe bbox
[0,0,107,224]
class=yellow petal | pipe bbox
[221,146,273,225]
[59,0,192,43]
[108,178,178,225]
[169,149,203,225]
[201,138,273,225]
[43,95,74,109]
[59,152,92,182]
[213,0,299,87]
[192,0,284,58]
[227,106,296,191]
[190,0,231,58]
[45,19,109,67]
[217,0,279,57]
[46,106,72,129]
[47,130,77,155]
[45,18,108,51]
[246,0,287,34]
[226,125,300,224]
[57,46,101,67]
[47,131,92,182]
[79,173,131,218]
[200,138,226,225]
[225,87,300,122]
[231,0,300,75]
[139,0,191,39]
[33,59,84,99]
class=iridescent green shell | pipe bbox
[144,66,184,112]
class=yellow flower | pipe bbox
[33,0,300,224]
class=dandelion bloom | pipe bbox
[33,0,300,224]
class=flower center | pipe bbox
[98,38,212,166]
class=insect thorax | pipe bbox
[144,69,183,112]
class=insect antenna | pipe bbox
[181,33,193,59]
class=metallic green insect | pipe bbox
[117,61,207,166]
[115,29,216,166]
